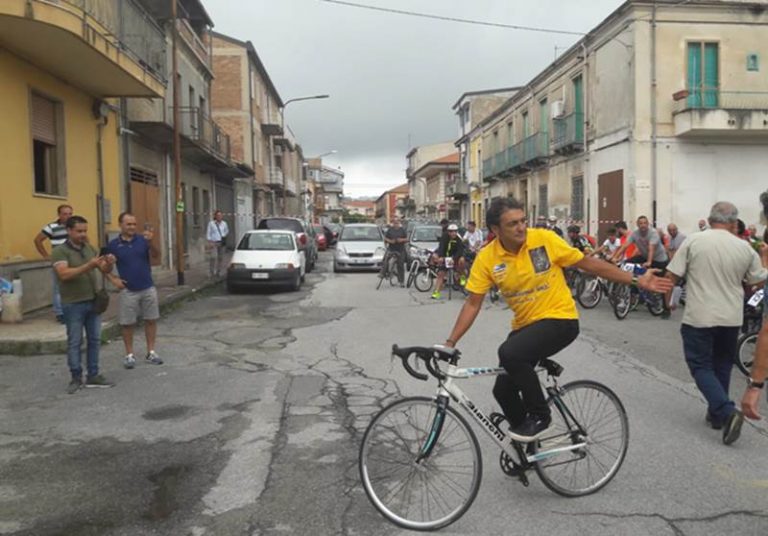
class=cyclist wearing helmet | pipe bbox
[431,224,467,299]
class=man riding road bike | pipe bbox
[440,197,672,440]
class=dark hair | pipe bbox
[439,218,449,226]
[66,215,88,229]
[737,219,746,235]
[57,204,73,214]
[468,220,476,226]
[118,211,134,224]
[567,225,581,234]
[486,197,525,229]
[637,215,649,223]
[607,227,617,234]
[615,221,628,230]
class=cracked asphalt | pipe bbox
[1,250,768,536]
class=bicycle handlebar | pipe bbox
[391,344,460,382]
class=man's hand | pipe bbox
[143,230,154,241]
[87,256,105,269]
[637,269,673,294]
[112,277,127,290]
[642,261,652,269]
[741,387,762,420]
[105,254,117,265]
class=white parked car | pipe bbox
[333,224,385,272]
[227,230,305,292]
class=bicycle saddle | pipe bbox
[538,358,564,377]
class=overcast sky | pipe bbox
[205,0,625,197]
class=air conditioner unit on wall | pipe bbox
[551,100,565,119]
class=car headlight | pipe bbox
[274,263,295,270]
[229,263,246,270]
[374,247,386,256]
[336,246,348,256]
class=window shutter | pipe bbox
[31,94,57,145]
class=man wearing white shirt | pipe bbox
[207,210,229,277]
[462,221,484,255]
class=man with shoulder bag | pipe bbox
[207,210,229,278]
[51,216,116,394]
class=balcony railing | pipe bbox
[482,157,494,180]
[553,112,585,153]
[673,89,768,114]
[177,18,211,70]
[177,107,231,162]
[267,168,284,187]
[66,0,167,81]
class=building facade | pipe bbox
[374,184,409,224]
[480,0,768,239]
[411,154,460,222]
[344,200,376,220]
[307,159,344,223]
[405,142,455,218]
[0,0,165,312]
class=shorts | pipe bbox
[119,286,160,326]
[437,255,464,273]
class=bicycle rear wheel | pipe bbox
[359,397,482,531]
[646,293,666,316]
[534,380,629,497]
[735,332,758,376]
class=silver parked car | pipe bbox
[333,224,385,272]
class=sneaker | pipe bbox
[431,291,442,300]
[705,412,724,430]
[123,354,136,369]
[723,410,744,445]
[84,375,115,389]
[146,351,163,365]
[510,414,552,441]
[66,378,82,395]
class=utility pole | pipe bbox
[171,0,185,285]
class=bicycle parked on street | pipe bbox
[359,344,629,531]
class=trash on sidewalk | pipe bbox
[0,277,23,323]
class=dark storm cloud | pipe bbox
[204,0,624,195]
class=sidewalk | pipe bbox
[0,263,222,356]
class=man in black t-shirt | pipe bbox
[384,218,408,285]
[431,224,467,299]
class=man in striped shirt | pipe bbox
[34,204,73,323]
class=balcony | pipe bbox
[520,132,549,166]
[673,90,768,138]
[482,157,494,181]
[0,0,166,97]
[267,168,284,190]
[176,17,211,73]
[446,181,469,199]
[553,112,584,153]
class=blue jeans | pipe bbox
[680,324,739,425]
[52,270,62,317]
[62,300,102,380]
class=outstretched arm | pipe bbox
[444,292,484,348]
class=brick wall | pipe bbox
[211,55,242,110]
[216,115,246,163]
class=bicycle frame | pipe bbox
[425,364,587,465]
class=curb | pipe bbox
[0,279,221,356]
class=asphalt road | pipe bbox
[1,251,767,536]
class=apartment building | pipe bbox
[127,0,248,269]
[453,88,520,224]
[481,0,768,239]
[375,184,409,224]
[411,154,461,222]
[0,0,165,311]
[210,32,288,232]
[345,200,376,220]
[405,142,456,218]
[307,160,344,223]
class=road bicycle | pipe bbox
[612,263,666,320]
[406,249,433,291]
[414,257,467,300]
[359,344,629,531]
[377,249,402,290]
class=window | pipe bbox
[192,186,200,225]
[31,93,64,196]
[687,42,719,108]
[747,53,759,72]
[506,122,514,146]
[538,184,549,218]
[522,111,530,138]
[202,189,210,220]
[571,176,584,222]
[492,130,499,154]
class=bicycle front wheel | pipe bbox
[735,332,758,376]
[577,275,602,309]
[359,397,482,531]
[534,380,629,497]
[414,270,434,293]
[612,285,632,320]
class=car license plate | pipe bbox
[251,273,269,280]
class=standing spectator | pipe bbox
[107,213,163,370]
[667,202,768,444]
[207,210,229,277]
[462,221,484,255]
[534,215,548,229]
[547,216,564,237]
[383,218,408,286]
[34,204,73,323]
[666,223,687,259]
[51,216,116,394]
[698,219,709,231]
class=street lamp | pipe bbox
[278,94,330,215]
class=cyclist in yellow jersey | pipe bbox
[442,198,673,440]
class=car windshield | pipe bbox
[412,227,442,242]
[340,227,382,241]
[239,233,294,251]
[258,219,303,233]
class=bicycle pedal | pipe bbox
[519,473,530,487]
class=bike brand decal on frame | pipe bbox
[529,247,551,274]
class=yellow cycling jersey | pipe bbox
[466,229,584,330]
